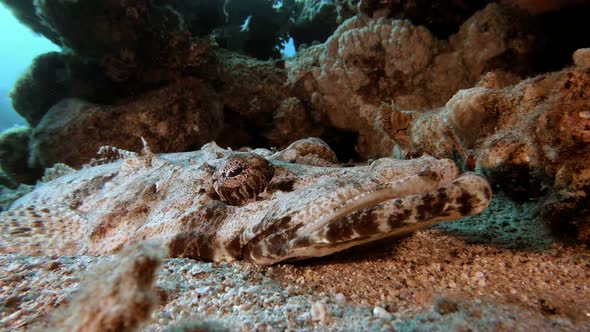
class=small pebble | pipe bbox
[334,292,346,304]
[311,301,329,324]
[373,306,392,320]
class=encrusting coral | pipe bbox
[9,53,69,127]
[356,0,494,38]
[9,52,131,128]
[34,0,191,83]
[287,3,535,158]
[29,78,223,169]
[7,2,586,180]
[379,48,590,242]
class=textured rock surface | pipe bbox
[288,3,534,158]
[214,50,289,124]
[30,79,223,169]
[356,0,494,38]
[265,97,325,148]
[34,0,191,83]
[380,52,590,241]
[9,52,131,127]
[5,3,553,175]
[10,52,72,127]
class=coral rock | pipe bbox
[10,53,69,126]
[34,0,191,83]
[573,48,590,69]
[30,79,223,168]
[265,97,324,148]
[10,52,134,127]
[380,53,590,240]
[357,0,494,38]
[289,3,534,158]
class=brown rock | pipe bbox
[288,4,534,158]
[379,51,590,240]
[30,78,223,168]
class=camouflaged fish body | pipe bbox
[0,138,491,265]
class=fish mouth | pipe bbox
[246,162,472,265]
[292,164,459,239]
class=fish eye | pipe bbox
[223,163,243,178]
[212,154,274,206]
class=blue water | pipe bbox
[281,37,296,58]
[0,4,296,132]
[0,5,60,130]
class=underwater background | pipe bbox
[0,5,58,130]
[1,1,590,331]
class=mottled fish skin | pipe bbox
[0,138,492,265]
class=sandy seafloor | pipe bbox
[1,192,589,331]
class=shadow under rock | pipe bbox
[287,234,412,267]
[434,191,554,251]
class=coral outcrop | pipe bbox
[214,50,289,123]
[380,49,590,241]
[356,0,494,38]
[288,3,534,158]
[265,97,324,148]
[10,52,131,127]
[6,2,576,181]
[30,79,223,169]
[9,43,295,176]
[0,0,61,46]
[10,52,70,127]
[35,0,191,83]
